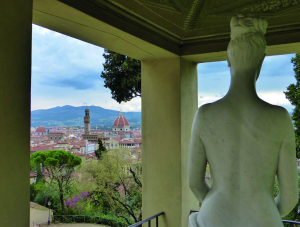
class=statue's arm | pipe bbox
[275,109,298,218]
[188,107,211,203]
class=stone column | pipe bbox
[142,57,199,227]
[0,1,32,226]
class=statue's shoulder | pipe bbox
[272,105,292,127]
[197,100,224,116]
[263,102,290,120]
[196,103,211,117]
[260,102,292,131]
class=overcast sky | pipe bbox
[32,24,296,113]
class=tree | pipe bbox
[79,148,142,225]
[95,138,107,160]
[284,53,300,158]
[274,171,300,226]
[282,54,300,224]
[30,183,38,202]
[101,49,141,103]
[30,150,82,214]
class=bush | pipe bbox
[53,209,127,227]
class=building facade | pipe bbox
[82,108,98,142]
[113,110,130,132]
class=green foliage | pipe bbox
[274,171,300,225]
[284,53,300,158]
[30,183,38,202]
[30,150,82,214]
[95,139,107,160]
[79,148,142,225]
[52,210,126,227]
[101,49,141,103]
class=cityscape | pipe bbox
[30,107,143,226]
[30,108,142,156]
[2,2,299,227]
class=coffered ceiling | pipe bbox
[88,0,300,38]
[56,0,300,57]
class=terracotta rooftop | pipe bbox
[131,146,142,152]
[49,131,65,134]
[113,111,129,127]
[72,145,80,149]
[72,152,85,156]
[35,126,46,133]
[30,144,58,152]
[113,138,122,141]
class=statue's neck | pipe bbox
[224,68,259,103]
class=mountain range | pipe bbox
[31,105,141,128]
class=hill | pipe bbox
[31,105,141,128]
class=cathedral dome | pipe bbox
[36,126,46,133]
[113,111,129,127]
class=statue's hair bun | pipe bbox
[230,14,268,40]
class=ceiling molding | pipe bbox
[184,0,206,30]
[58,0,182,54]
[138,0,183,13]
[57,0,300,58]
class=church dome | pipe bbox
[113,111,129,127]
[36,126,46,133]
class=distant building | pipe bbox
[48,132,65,141]
[34,126,47,136]
[113,110,130,132]
[297,159,300,171]
[81,108,143,152]
[82,108,99,142]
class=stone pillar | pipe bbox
[142,57,199,227]
[0,1,32,226]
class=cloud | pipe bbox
[198,91,291,109]
[31,24,142,112]
[31,25,295,114]
[261,54,295,77]
[39,72,101,90]
[258,91,290,106]
[197,54,296,112]
[32,24,105,90]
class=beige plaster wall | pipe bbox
[141,57,198,227]
[30,208,52,225]
[30,178,37,185]
[0,1,32,226]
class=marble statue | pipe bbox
[188,15,298,227]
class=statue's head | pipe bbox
[227,15,268,72]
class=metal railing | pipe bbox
[52,215,125,227]
[190,210,300,226]
[128,212,165,227]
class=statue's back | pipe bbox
[196,99,288,227]
[188,15,298,227]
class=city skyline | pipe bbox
[32,24,296,113]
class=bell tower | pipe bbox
[84,108,90,135]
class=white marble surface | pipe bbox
[188,15,298,227]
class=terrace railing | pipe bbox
[190,210,300,227]
[128,212,165,227]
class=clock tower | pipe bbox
[84,108,90,135]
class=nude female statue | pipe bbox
[188,15,298,227]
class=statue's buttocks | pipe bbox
[190,100,289,227]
